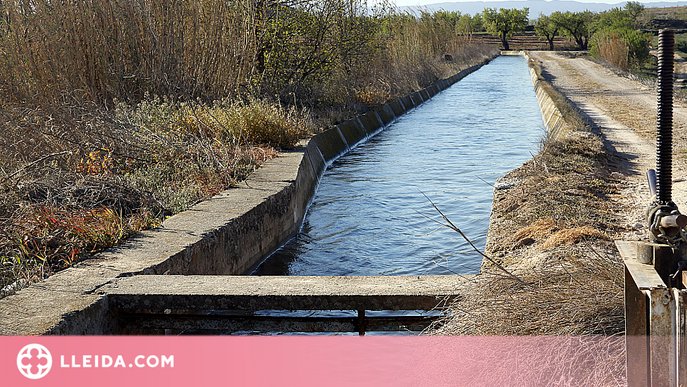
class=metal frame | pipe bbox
[619,241,685,386]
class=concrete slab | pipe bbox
[337,119,367,148]
[0,290,108,335]
[100,275,470,311]
[375,104,396,125]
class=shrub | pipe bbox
[590,28,651,71]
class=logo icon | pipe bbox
[17,344,52,379]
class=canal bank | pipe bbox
[255,53,546,276]
[481,52,586,267]
[0,56,496,334]
[432,53,627,340]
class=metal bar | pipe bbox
[648,169,658,198]
[357,310,365,336]
[115,313,437,333]
[674,289,686,387]
[660,215,687,229]
[626,266,650,387]
[649,288,677,387]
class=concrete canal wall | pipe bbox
[524,52,572,141]
[0,61,490,335]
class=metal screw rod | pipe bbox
[656,29,675,204]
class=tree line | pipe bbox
[436,1,651,71]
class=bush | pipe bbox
[590,28,651,71]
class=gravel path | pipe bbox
[529,51,687,240]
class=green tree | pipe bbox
[457,13,482,38]
[594,7,633,31]
[262,0,382,99]
[556,11,595,50]
[535,13,559,51]
[432,10,461,30]
[482,8,529,50]
[624,1,645,27]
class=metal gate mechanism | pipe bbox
[620,29,687,387]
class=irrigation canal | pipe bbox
[254,54,545,277]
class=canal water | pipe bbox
[254,54,544,277]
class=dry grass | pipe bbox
[423,200,625,383]
[486,134,623,267]
[512,217,558,244]
[430,241,624,336]
[511,217,609,250]
[542,225,609,249]
[0,2,498,297]
[0,99,292,297]
[594,33,632,71]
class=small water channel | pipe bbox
[254,54,545,277]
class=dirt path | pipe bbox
[530,51,687,240]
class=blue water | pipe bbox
[254,54,544,276]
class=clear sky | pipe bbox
[392,0,687,6]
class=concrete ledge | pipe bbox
[0,60,492,335]
[410,91,423,106]
[388,99,406,117]
[358,112,384,136]
[375,105,396,126]
[400,95,414,110]
[101,275,465,311]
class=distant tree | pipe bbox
[535,13,559,50]
[482,8,529,50]
[624,1,645,27]
[432,9,460,30]
[594,7,633,31]
[262,0,381,97]
[556,11,595,50]
[457,13,483,38]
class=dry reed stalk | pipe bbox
[429,242,624,336]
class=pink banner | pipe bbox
[1,336,625,386]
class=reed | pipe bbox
[0,0,498,297]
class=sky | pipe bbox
[392,0,687,6]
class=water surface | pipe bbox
[254,55,544,276]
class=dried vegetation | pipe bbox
[0,0,498,297]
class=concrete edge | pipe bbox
[0,59,494,335]
[524,52,572,142]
